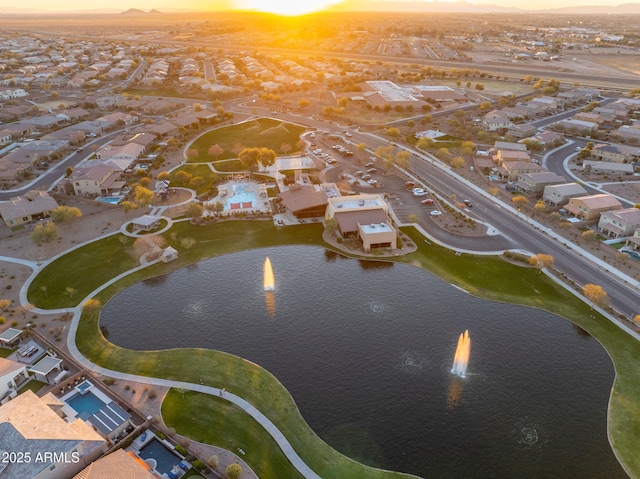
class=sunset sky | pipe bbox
[0,0,631,14]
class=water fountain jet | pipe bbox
[263,257,275,291]
[451,329,471,378]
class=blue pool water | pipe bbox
[138,438,182,474]
[96,196,122,205]
[67,391,106,420]
[224,184,257,210]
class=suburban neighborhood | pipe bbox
[1,6,640,479]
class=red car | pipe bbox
[421,198,434,205]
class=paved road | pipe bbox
[0,133,118,201]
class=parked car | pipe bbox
[421,198,434,205]
[367,179,378,185]
[430,210,442,216]
[413,188,427,197]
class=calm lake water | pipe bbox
[101,246,627,478]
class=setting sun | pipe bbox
[236,0,341,15]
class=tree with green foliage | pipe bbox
[450,156,466,168]
[134,186,154,207]
[30,221,58,244]
[189,176,206,190]
[534,200,547,214]
[208,144,224,160]
[238,147,260,173]
[226,463,242,479]
[257,148,277,171]
[205,201,225,217]
[157,171,171,182]
[174,171,193,186]
[385,127,401,138]
[180,237,196,252]
[528,253,554,272]
[185,202,203,219]
[51,206,82,223]
[512,195,529,208]
[395,150,411,169]
[120,201,139,213]
[582,283,607,309]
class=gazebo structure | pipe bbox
[132,215,160,231]
[29,355,63,384]
[0,328,23,349]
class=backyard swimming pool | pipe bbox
[66,391,105,420]
[138,438,182,475]
[96,196,123,205]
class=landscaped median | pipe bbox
[27,221,640,479]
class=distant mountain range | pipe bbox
[3,1,640,15]
[327,0,640,13]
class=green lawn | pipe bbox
[0,347,14,358]
[187,118,306,163]
[17,380,46,395]
[210,159,243,172]
[29,221,640,479]
[162,389,307,479]
[27,234,138,309]
[169,164,220,193]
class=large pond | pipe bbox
[101,246,627,478]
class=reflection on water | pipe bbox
[100,246,625,479]
[264,291,276,318]
[446,377,464,411]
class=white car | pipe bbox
[430,210,442,216]
[413,188,427,197]
[367,179,378,185]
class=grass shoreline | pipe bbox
[27,221,640,479]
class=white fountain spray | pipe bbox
[263,257,275,292]
[451,330,471,378]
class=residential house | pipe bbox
[530,96,559,112]
[507,123,537,139]
[493,141,528,153]
[111,132,157,151]
[96,112,137,129]
[583,161,634,176]
[598,208,640,238]
[135,120,178,138]
[72,449,158,479]
[613,125,640,143]
[61,163,125,197]
[497,160,545,181]
[534,130,563,147]
[0,129,13,143]
[23,115,66,131]
[0,357,29,404]
[556,118,598,135]
[590,144,639,164]
[0,390,106,479]
[97,142,145,163]
[482,110,514,131]
[0,87,28,100]
[564,194,623,221]
[516,171,566,194]
[625,229,640,251]
[0,190,58,227]
[542,182,588,206]
[573,112,604,125]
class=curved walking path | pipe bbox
[15,249,323,479]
